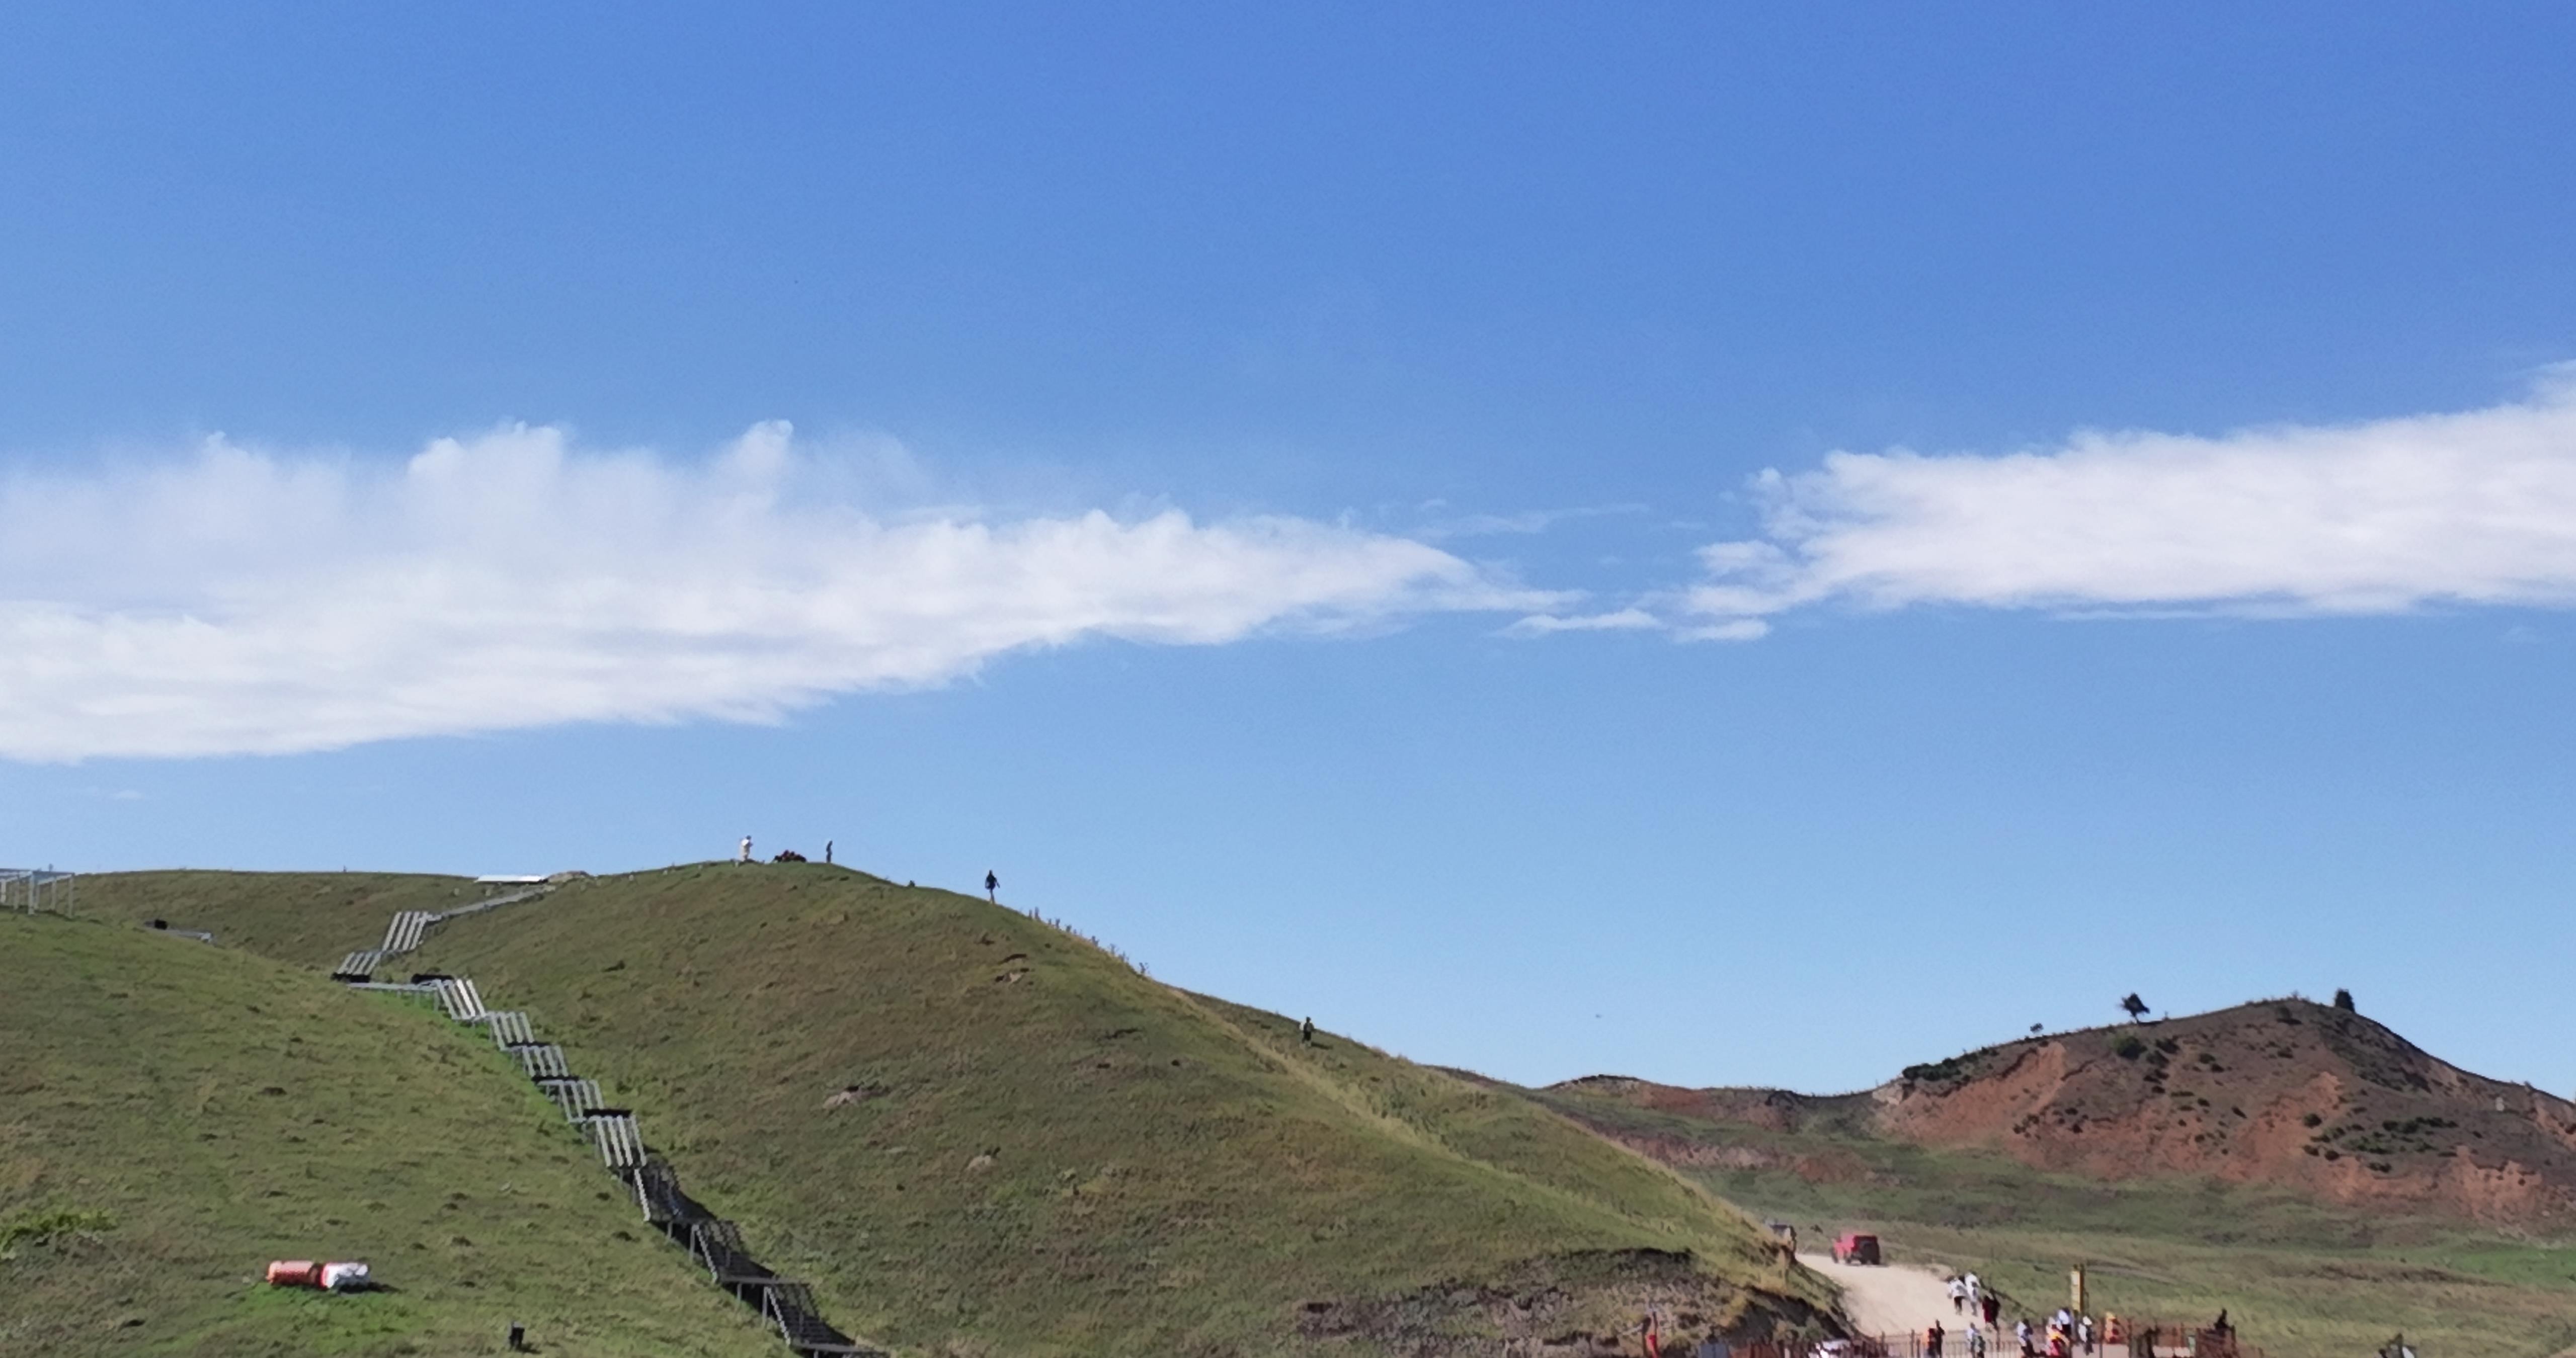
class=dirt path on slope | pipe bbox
[1799,1253,1959,1339]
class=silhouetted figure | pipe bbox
[508,1321,527,1351]
[1927,1322,1945,1358]
[824,839,833,865]
[985,870,998,903]
[1300,1016,1316,1045]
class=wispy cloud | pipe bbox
[1682,371,2576,636]
[1503,607,1662,637]
[1414,503,1647,541]
[0,422,1550,761]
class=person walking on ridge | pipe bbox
[985,870,998,903]
[824,839,833,865]
[739,835,753,864]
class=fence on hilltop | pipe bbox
[1,867,75,914]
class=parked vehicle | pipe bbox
[1831,1232,1881,1265]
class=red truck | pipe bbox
[1830,1232,1881,1265]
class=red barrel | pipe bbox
[266,1260,323,1288]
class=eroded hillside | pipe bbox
[1556,1001,2576,1226]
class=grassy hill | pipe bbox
[0,908,775,1358]
[1530,1029,2576,1358]
[72,867,1833,1356]
[72,869,497,971]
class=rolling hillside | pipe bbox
[0,909,773,1358]
[73,866,1834,1356]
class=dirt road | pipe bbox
[1799,1252,1960,1339]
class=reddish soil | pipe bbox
[1564,998,2576,1226]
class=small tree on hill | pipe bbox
[2120,993,2150,1024]
[2333,988,2356,1011]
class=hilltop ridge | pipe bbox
[1555,997,2576,1225]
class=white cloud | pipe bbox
[0,422,1547,761]
[1502,607,1663,637]
[1688,371,2576,630]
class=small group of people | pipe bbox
[736,835,835,865]
[1927,1285,2124,1358]
[2001,1308,2112,1358]
[1946,1272,1999,1327]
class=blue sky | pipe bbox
[5,5,2574,1095]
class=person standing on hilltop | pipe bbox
[985,870,999,902]
[824,839,833,865]
[739,835,753,864]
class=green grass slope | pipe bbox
[75,869,485,970]
[1530,1080,2576,1358]
[0,910,775,1358]
[283,863,1831,1356]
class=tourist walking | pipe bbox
[1927,1322,1945,1358]
[1950,1277,1968,1315]
[738,835,753,864]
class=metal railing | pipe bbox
[1,867,74,914]
[330,887,883,1357]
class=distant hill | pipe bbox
[1554,998,2576,1227]
[0,910,771,1357]
[76,867,1835,1356]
